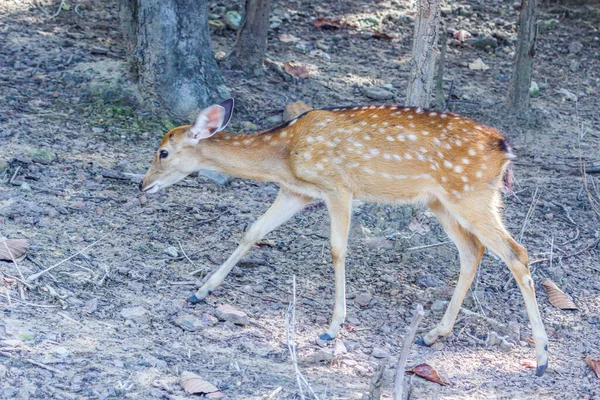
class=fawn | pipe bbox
[140,99,549,376]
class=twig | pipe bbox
[26,234,109,282]
[25,358,64,375]
[529,238,600,266]
[179,240,207,275]
[285,276,320,400]
[9,166,21,185]
[393,304,425,400]
[518,186,540,244]
[1,293,59,308]
[406,241,451,252]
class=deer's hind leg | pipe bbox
[420,198,485,345]
[443,193,549,377]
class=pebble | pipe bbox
[430,299,448,312]
[568,41,583,55]
[240,121,258,131]
[120,306,148,321]
[164,246,178,258]
[214,304,249,325]
[0,158,7,171]
[529,81,540,97]
[416,273,445,288]
[92,127,105,134]
[569,60,580,73]
[333,340,347,356]
[224,11,242,30]
[266,115,283,125]
[313,349,335,362]
[362,86,394,100]
[354,292,372,307]
[174,313,205,331]
[82,298,98,314]
[371,347,390,358]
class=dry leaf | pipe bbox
[468,58,489,71]
[542,279,578,310]
[0,238,28,261]
[583,357,600,378]
[372,31,395,40]
[521,359,537,369]
[255,240,275,247]
[314,18,346,29]
[283,62,310,79]
[283,101,313,121]
[180,371,225,398]
[407,363,449,385]
[454,29,471,41]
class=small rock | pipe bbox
[29,150,56,165]
[200,313,218,327]
[315,337,328,347]
[558,88,577,102]
[0,158,7,171]
[417,273,445,288]
[240,121,258,131]
[266,115,283,125]
[431,341,445,351]
[92,127,105,134]
[568,41,583,55]
[354,292,372,307]
[371,347,390,358]
[537,19,558,33]
[0,364,7,378]
[467,36,498,49]
[507,321,521,342]
[215,304,249,325]
[529,81,540,97]
[120,306,148,321]
[82,298,98,314]
[363,86,394,100]
[333,340,347,356]
[569,59,580,73]
[164,246,178,258]
[20,182,31,191]
[313,349,335,362]
[174,313,204,331]
[544,213,553,220]
[198,170,232,185]
[380,274,395,283]
[224,11,242,30]
[430,299,448,312]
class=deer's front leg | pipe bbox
[319,192,352,341]
[187,189,313,303]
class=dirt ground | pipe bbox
[1,0,600,399]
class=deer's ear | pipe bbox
[217,98,234,131]
[189,105,226,142]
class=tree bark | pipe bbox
[118,0,230,121]
[508,0,537,112]
[226,0,271,75]
[406,0,441,108]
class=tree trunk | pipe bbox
[508,0,537,112]
[118,0,230,121]
[226,0,271,75]
[406,0,441,108]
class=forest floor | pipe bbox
[1,0,600,399]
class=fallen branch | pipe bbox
[26,234,109,282]
[285,276,320,400]
[393,304,424,400]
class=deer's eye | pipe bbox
[159,149,169,160]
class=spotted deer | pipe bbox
[140,99,549,376]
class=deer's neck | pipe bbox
[198,131,292,183]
